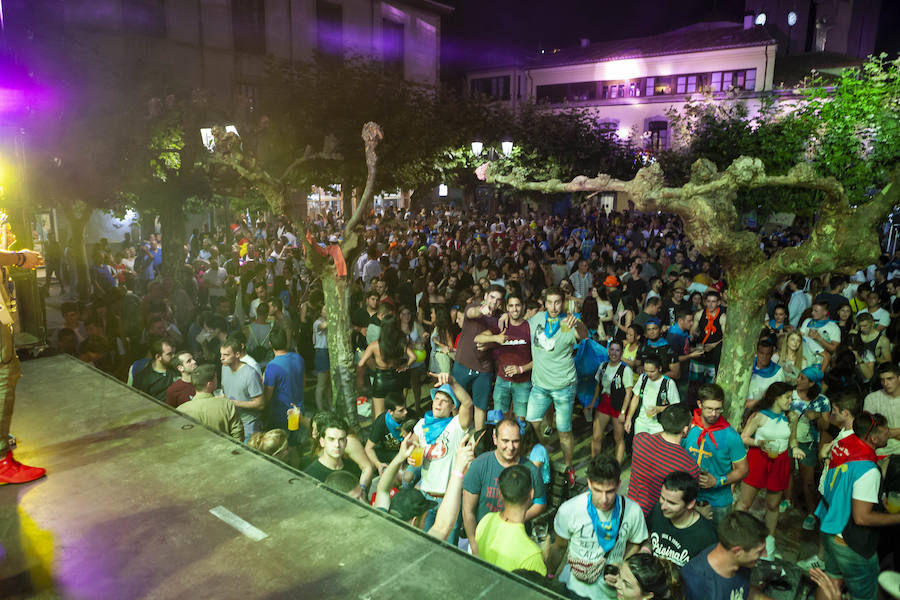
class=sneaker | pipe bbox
[0,451,46,485]
[778,499,791,513]
[544,425,554,437]
[878,571,900,600]
[802,514,817,531]
[796,555,825,571]
[564,466,576,487]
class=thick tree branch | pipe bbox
[343,122,383,250]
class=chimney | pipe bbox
[580,38,590,48]
[743,12,754,30]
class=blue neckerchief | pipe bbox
[752,357,781,378]
[807,318,834,328]
[647,338,667,348]
[767,319,785,331]
[545,312,567,338]
[586,493,622,554]
[760,409,788,423]
[422,411,452,445]
[384,410,402,441]
[669,323,687,337]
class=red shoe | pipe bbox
[0,450,46,484]
[564,466,576,487]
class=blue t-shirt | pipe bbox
[681,425,746,507]
[263,352,306,428]
[528,444,551,485]
[682,545,750,600]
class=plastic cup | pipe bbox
[887,492,900,514]
[287,407,300,431]
[410,446,424,467]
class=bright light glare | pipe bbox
[787,11,797,26]
[755,12,767,26]
[616,128,631,139]
[201,125,240,151]
[438,184,448,197]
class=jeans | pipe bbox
[450,363,493,410]
[526,383,577,432]
[821,533,879,600]
[493,377,531,417]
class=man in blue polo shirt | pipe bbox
[682,383,747,526]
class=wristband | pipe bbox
[518,365,523,374]
[717,476,727,487]
[451,469,465,479]
[15,252,24,267]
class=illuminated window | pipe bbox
[710,72,722,92]
[676,76,686,94]
[686,75,697,93]
[645,77,655,96]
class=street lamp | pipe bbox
[755,12,767,26]
[787,11,798,55]
[471,138,514,160]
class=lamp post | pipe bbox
[787,11,797,56]
[471,138,514,160]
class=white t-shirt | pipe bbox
[554,492,648,600]
[595,361,634,394]
[414,415,468,496]
[864,389,900,455]
[799,318,841,365]
[633,375,680,435]
[747,365,787,401]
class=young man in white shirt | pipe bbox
[546,455,648,600]
[799,301,841,366]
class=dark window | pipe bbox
[536,83,569,103]
[233,0,266,54]
[236,83,258,112]
[122,0,166,37]
[471,76,511,101]
[316,1,343,57]
[382,19,404,75]
[648,120,668,151]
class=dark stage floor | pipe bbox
[0,355,556,600]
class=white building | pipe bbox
[466,20,778,155]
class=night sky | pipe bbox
[440,0,900,83]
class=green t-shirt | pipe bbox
[475,512,547,575]
[528,312,577,390]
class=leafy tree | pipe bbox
[482,55,900,426]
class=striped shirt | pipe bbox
[627,432,701,516]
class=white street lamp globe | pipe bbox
[787,11,797,26]
[471,141,484,157]
[501,140,514,157]
[755,12,767,26]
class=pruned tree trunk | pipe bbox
[321,268,359,428]
[158,193,187,276]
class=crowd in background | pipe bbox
[41,204,900,600]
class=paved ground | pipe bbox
[0,355,559,600]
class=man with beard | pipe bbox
[461,417,547,556]
[133,338,177,402]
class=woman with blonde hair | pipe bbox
[776,331,806,384]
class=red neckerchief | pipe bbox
[829,433,877,469]
[702,308,720,344]
[691,409,729,448]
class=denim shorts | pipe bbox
[493,377,531,418]
[526,383,577,432]
[451,363,493,410]
[821,532,879,600]
[314,348,330,373]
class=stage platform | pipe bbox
[0,355,557,600]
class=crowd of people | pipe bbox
[45,205,900,600]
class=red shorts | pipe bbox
[745,446,790,492]
[595,394,621,419]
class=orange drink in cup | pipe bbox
[410,446,424,467]
[287,407,300,431]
